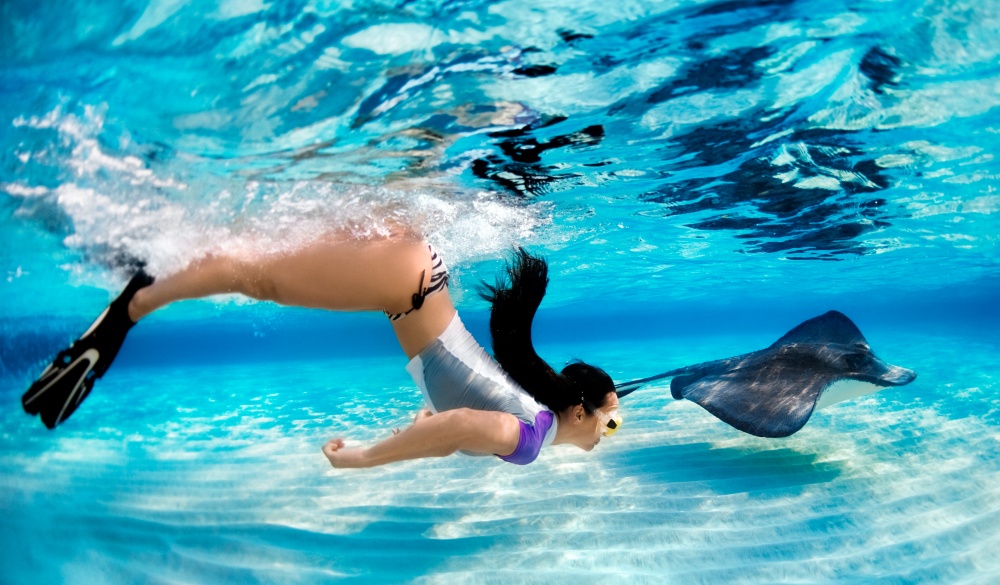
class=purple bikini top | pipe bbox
[498,410,555,465]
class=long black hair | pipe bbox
[479,248,615,414]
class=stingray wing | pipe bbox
[771,310,865,347]
[672,348,831,438]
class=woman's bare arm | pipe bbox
[322,408,521,468]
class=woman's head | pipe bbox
[556,362,621,450]
[561,362,616,413]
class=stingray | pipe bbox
[615,311,917,438]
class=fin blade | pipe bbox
[31,357,94,429]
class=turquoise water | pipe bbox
[2,0,999,583]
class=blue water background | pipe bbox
[2,0,999,583]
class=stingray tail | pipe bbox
[615,368,689,397]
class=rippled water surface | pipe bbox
[1,0,998,583]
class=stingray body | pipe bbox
[616,311,916,438]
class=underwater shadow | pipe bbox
[67,510,497,584]
[614,440,846,495]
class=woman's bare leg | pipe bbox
[127,233,456,357]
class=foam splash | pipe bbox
[4,104,547,281]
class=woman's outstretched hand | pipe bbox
[322,438,368,468]
[321,408,519,469]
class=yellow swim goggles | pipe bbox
[594,408,623,437]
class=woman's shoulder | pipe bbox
[497,410,556,465]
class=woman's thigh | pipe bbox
[260,234,456,357]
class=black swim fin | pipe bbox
[22,271,155,429]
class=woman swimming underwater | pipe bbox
[22,231,622,468]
